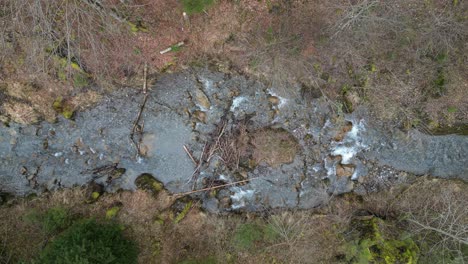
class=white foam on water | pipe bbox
[331,119,368,165]
[230,96,248,112]
[230,187,255,209]
[199,77,214,92]
[219,174,228,181]
[267,89,289,109]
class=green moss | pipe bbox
[447,106,457,113]
[62,107,74,119]
[431,69,447,98]
[365,63,377,73]
[346,239,374,264]
[106,206,121,219]
[232,222,278,250]
[181,0,214,14]
[73,73,89,88]
[376,238,419,264]
[233,223,264,250]
[263,223,280,242]
[170,44,182,52]
[52,97,75,119]
[344,218,419,264]
[128,21,148,33]
[265,26,276,44]
[429,123,468,136]
[57,57,85,73]
[57,68,67,81]
[135,174,164,196]
[154,215,165,225]
[91,192,100,200]
[111,168,126,180]
[435,52,448,64]
[174,201,192,224]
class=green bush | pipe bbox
[181,0,214,14]
[39,219,137,264]
[24,207,72,234]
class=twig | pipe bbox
[143,62,148,94]
[207,121,227,163]
[186,143,207,189]
[80,0,126,23]
[183,145,198,165]
[407,218,468,245]
[160,41,184,54]
[130,62,149,158]
[175,177,259,198]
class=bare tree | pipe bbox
[402,187,468,262]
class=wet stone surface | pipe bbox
[0,68,467,212]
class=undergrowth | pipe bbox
[38,219,137,264]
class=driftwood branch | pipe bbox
[130,63,149,158]
[175,177,259,198]
[183,145,198,165]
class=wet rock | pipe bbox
[107,168,126,183]
[194,88,211,110]
[192,110,207,123]
[336,164,355,177]
[268,96,280,106]
[135,173,164,196]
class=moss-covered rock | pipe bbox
[85,182,104,204]
[52,96,75,119]
[344,218,419,264]
[134,173,164,196]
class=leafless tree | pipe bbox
[402,187,468,262]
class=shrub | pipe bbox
[24,207,72,234]
[38,219,138,264]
